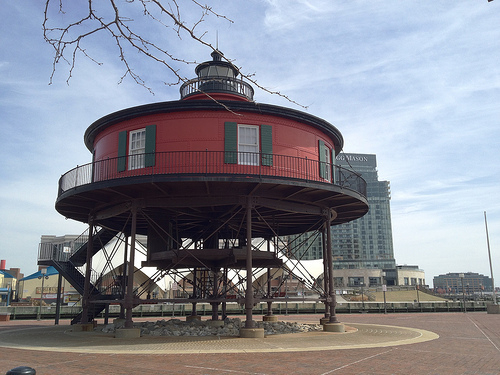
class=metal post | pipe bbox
[382,271,387,314]
[125,205,137,329]
[80,219,94,324]
[104,305,110,325]
[37,268,48,321]
[383,284,387,314]
[484,212,497,305]
[325,211,338,323]
[41,271,46,312]
[360,282,365,312]
[211,269,219,321]
[266,239,273,316]
[322,226,330,320]
[192,267,198,317]
[119,235,129,320]
[55,273,63,325]
[285,270,288,316]
[222,267,228,320]
[244,197,254,328]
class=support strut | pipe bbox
[81,217,94,324]
[125,204,137,329]
[245,197,254,328]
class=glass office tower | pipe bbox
[290,153,396,270]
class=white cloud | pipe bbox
[263,0,340,31]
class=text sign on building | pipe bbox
[335,153,376,168]
[36,287,63,294]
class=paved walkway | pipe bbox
[0,312,499,374]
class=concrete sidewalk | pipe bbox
[0,312,499,374]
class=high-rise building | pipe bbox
[289,153,407,286]
[433,272,493,293]
[331,153,395,270]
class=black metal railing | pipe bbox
[180,76,254,101]
[38,241,73,263]
[58,151,366,197]
[38,240,119,296]
[38,231,102,286]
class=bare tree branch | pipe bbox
[43,0,305,107]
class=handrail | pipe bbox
[180,76,254,100]
[58,151,366,198]
[73,228,90,255]
[38,241,113,294]
[37,233,90,261]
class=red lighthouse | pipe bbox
[40,51,368,336]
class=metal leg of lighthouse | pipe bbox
[222,267,228,320]
[320,226,330,325]
[264,238,278,322]
[323,210,345,332]
[186,268,200,322]
[72,217,95,332]
[116,204,141,338]
[54,273,63,325]
[210,268,221,322]
[119,236,128,320]
[240,197,264,338]
[81,217,94,325]
[245,199,254,327]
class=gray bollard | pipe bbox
[6,366,36,375]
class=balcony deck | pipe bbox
[56,151,368,237]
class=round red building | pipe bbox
[45,50,368,334]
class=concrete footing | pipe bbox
[263,315,278,322]
[186,315,202,322]
[319,317,330,325]
[323,323,345,333]
[487,304,500,314]
[240,327,265,338]
[73,323,94,332]
[115,328,141,338]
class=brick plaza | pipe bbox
[0,312,499,375]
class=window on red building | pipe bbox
[224,122,273,166]
[238,125,259,165]
[318,140,332,181]
[117,125,156,172]
[129,128,146,170]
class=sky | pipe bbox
[1,1,499,287]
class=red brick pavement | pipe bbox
[0,312,498,375]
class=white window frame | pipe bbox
[238,124,259,166]
[323,145,331,181]
[129,128,146,170]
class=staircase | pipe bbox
[38,228,121,324]
[70,228,119,266]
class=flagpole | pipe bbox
[484,211,497,305]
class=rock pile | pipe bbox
[102,317,322,337]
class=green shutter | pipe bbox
[224,122,237,164]
[318,140,326,179]
[117,131,127,172]
[260,124,273,166]
[332,150,337,183]
[145,125,156,167]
